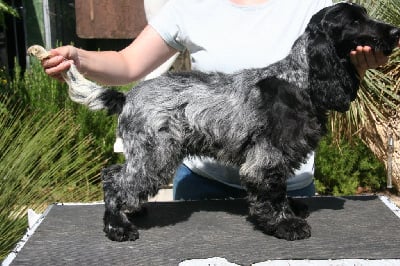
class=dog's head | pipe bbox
[309,2,400,57]
[305,3,400,112]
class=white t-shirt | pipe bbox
[149,0,333,191]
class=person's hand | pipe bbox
[41,45,79,81]
[350,45,394,78]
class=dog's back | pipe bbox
[119,70,266,162]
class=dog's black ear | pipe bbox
[306,27,360,113]
[306,4,354,58]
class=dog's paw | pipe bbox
[274,218,311,241]
[104,223,139,241]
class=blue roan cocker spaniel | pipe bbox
[28,2,400,241]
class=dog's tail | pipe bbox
[62,65,125,114]
[27,45,125,115]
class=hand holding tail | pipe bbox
[27,45,125,114]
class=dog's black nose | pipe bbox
[389,28,400,39]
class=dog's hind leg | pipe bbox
[240,144,311,241]
[102,129,182,241]
[102,164,141,241]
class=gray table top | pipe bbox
[9,196,400,265]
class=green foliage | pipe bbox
[0,98,105,259]
[315,135,386,196]
[0,0,18,26]
[9,59,122,164]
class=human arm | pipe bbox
[42,25,177,85]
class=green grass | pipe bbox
[0,97,107,259]
[17,59,123,164]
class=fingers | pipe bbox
[49,45,76,59]
[42,57,72,79]
[40,45,77,81]
[351,46,389,68]
[350,46,389,77]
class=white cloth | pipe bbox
[149,0,332,191]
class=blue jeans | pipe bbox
[173,164,315,200]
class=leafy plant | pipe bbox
[315,135,386,195]
[0,0,18,26]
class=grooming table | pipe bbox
[5,196,400,266]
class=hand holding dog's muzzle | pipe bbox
[350,46,390,77]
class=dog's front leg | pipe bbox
[241,156,311,240]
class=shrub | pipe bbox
[315,135,387,195]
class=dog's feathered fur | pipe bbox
[29,3,400,241]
